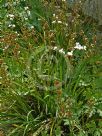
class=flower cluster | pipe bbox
[2,1,32,30]
[7,14,15,20]
[8,24,15,28]
[74,42,86,50]
[52,42,86,57]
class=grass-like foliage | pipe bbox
[0,0,102,136]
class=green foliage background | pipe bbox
[0,0,102,136]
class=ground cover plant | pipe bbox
[0,0,102,136]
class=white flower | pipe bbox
[38,18,41,21]
[24,7,29,10]
[64,23,68,26]
[8,14,14,18]
[83,46,86,50]
[30,26,34,29]
[59,48,65,54]
[8,24,15,28]
[52,20,56,24]
[8,24,12,27]
[57,21,62,24]
[7,14,15,20]
[53,46,58,50]
[74,42,86,50]
[12,24,15,27]
[3,45,9,50]
[15,31,20,36]
[53,14,56,17]
[10,18,14,21]
[12,24,15,28]
[56,16,58,19]
[24,17,28,20]
[67,50,73,56]
[79,80,88,86]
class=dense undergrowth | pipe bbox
[0,0,102,136]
